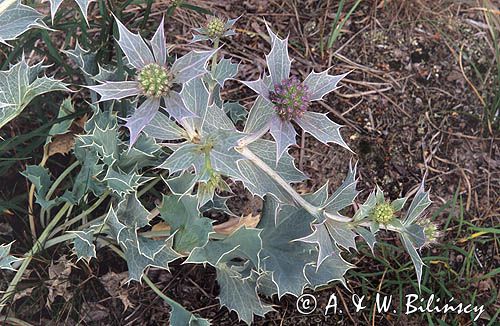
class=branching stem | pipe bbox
[237,146,352,223]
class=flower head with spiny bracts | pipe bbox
[371,202,395,224]
[86,15,217,147]
[191,15,240,43]
[269,77,311,121]
[418,219,442,247]
[137,63,172,97]
[239,24,351,161]
[207,17,225,39]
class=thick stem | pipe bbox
[237,121,271,148]
[210,38,220,76]
[237,146,353,223]
[49,190,110,239]
[40,160,81,227]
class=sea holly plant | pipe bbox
[240,24,350,160]
[0,9,441,326]
[191,15,239,43]
[87,16,217,146]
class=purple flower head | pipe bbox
[240,24,352,161]
[269,77,311,121]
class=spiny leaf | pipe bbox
[150,16,167,65]
[180,77,209,130]
[21,165,59,209]
[157,143,204,173]
[264,24,291,85]
[212,58,238,87]
[171,49,217,84]
[70,229,96,261]
[142,110,185,141]
[304,252,352,289]
[114,15,154,69]
[87,81,141,102]
[101,167,151,197]
[269,116,296,163]
[186,227,261,268]
[401,233,424,288]
[240,78,270,100]
[353,188,377,221]
[355,227,376,253]
[295,111,350,152]
[303,70,348,101]
[403,180,432,226]
[0,1,49,45]
[158,194,213,253]
[78,124,120,166]
[0,242,23,271]
[243,96,274,134]
[223,102,247,123]
[116,194,150,229]
[216,264,274,324]
[321,162,358,214]
[64,42,97,77]
[123,235,181,282]
[258,199,315,297]
[125,97,161,147]
[0,58,70,129]
[45,0,96,25]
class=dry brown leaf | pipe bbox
[99,271,134,311]
[151,221,171,240]
[13,286,34,303]
[45,255,75,309]
[213,213,261,235]
[47,133,75,157]
[73,114,88,130]
[81,302,109,323]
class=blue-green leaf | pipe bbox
[295,111,350,151]
[0,242,23,271]
[212,58,238,87]
[243,96,274,134]
[21,165,58,209]
[0,58,70,129]
[0,1,49,45]
[186,227,261,268]
[143,110,185,141]
[401,233,424,288]
[171,49,217,84]
[87,81,141,102]
[114,15,154,69]
[264,24,291,85]
[158,194,213,253]
[70,229,96,261]
[403,181,432,226]
[157,143,203,173]
[303,70,348,101]
[216,264,274,324]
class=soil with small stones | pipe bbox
[2,0,498,325]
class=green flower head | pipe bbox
[371,202,394,224]
[207,17,225,39]
[137,63,172,98]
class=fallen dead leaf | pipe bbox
[47,133,76,157]
[81,302,109,323]
[45,255,75,309]
[151,222,171,240]
[99,271,134,311]
[213,213,261,235]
